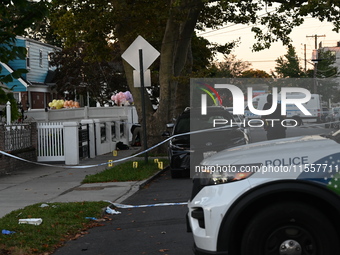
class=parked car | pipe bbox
[320,107,329,123]
[163,106,249,178]
[325,107,340,128]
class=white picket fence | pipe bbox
[37,122,65,162]
[36,118,129,164]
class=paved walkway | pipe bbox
[0,147,160,218]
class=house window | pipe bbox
[48,53,51,69]
[26,47,30,68]
[39,49,43,67]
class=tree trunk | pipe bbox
[116,0,204,155]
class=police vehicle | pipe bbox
[187,131,340,255]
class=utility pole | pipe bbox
[307,34,326,93]
[306,34,326,49]
[304,44,307,73]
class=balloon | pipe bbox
[111,91,133,106]
[124,91,134,103]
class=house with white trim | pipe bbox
[0,36,61,109]
[318,41,340,73]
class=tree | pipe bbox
[50,41,128,106]
[274,46,339,103]
[316,49,338,78]
[0,0,49,83]
[274,46,305,78]
[0,0,49,120]
[241,69,271,78]
[47,0,340,153]
[315,49,339,103]
[208,55,251,78]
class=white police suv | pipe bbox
[187,131,340,255]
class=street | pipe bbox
[53,123,332,255]
[53,170,194,255]
[250,122,331,143]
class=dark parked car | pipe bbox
[326,107,340,128]
[164,106,249,178]
[321,107,330,123]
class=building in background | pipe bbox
[0,36,61,109]
[318,41,340,73]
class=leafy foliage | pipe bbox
[50,41,128,105]
[316,49,338,78]
[274,46,305,78]
[0,0,49,82]
[273,45,339,103]
[241,69,271,78]
[0,0,48,120]
[208,55,251,78]
[46,0,340,152]
[315,49,339,103]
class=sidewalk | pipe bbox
[0,147,159,218]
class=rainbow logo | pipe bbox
[197,82,223,106]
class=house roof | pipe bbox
[1,62,57,92]
[0,62,28,92]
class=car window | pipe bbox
[174,109,234,134]
[174,115,190,134]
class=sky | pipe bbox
[198,17,340,74]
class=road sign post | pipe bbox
[122,36,160,164]
[139,49,148,163]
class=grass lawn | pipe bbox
[0,201,109,255]
[0,159,169,254]
[82,158,169,183]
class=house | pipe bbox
[318,41,340,72]
[0,36,61,109]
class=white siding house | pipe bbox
[0,36,61,109]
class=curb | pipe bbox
[139,166,169,189]
[114,166,169,204]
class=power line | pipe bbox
[306,34,326,49]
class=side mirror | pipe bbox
[166,123,174,128]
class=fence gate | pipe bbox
[79,123,90,159]
[37,122,65,162]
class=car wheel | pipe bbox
[291,116,302,126]
[240,201,339,255]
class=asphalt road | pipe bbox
[53,170,194,255]
[52,122,333,255]
[250,122,331,143]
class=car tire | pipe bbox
[291,116,302,126]
[240,201,340,255]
